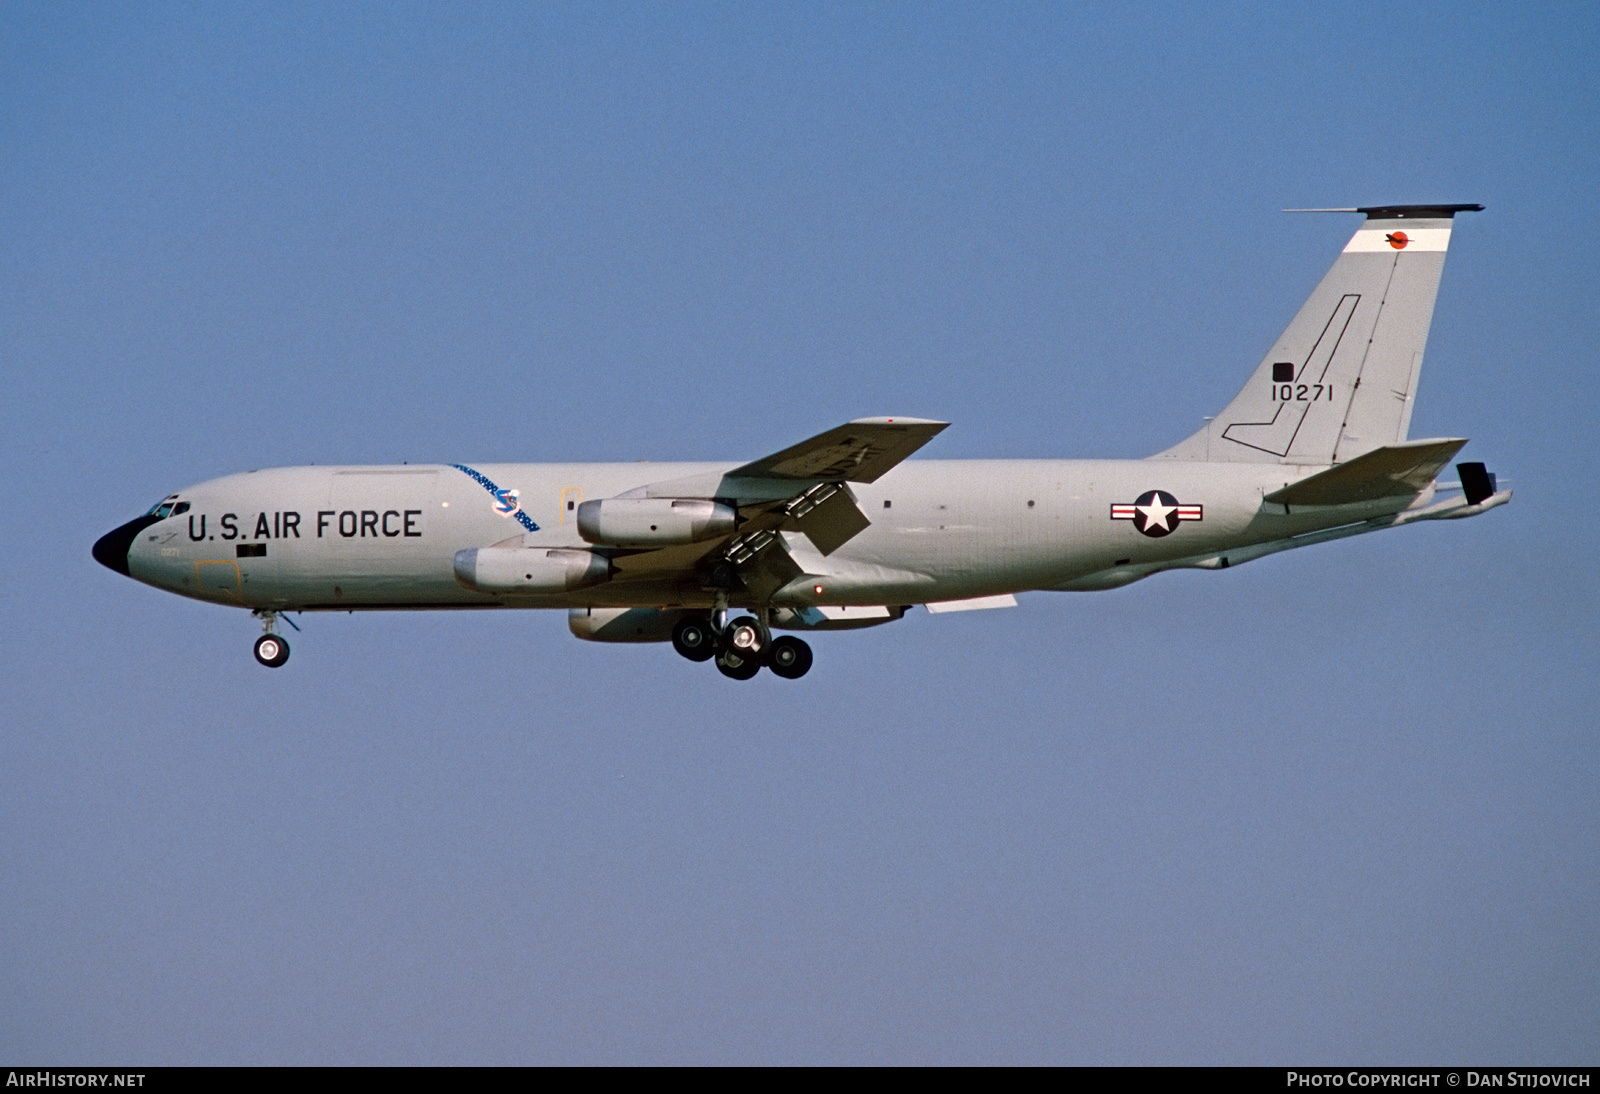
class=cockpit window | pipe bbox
[146,495,183,519]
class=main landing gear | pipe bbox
[766,635,813,679]
[251,609,292,668]
[671,616,718,662]
[672,613,812,680]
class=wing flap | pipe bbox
[1264,438,1468,506]
[780,481,872,555]
[723,527,806,600]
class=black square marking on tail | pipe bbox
[1272,362,1295,383]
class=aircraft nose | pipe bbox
[93,515,161,576]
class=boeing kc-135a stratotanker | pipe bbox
[94,204,1509,680]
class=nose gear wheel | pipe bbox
[253,633,290,668]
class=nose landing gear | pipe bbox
[251,610,292,668]
[253,633,290,668]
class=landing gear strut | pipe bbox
[252,610,290,668]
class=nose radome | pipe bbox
[93,515,161,576]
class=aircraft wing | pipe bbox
[1264,438,1468,506]
[603,417,947,594]
[603,483,865,596]
[727,417,948,483]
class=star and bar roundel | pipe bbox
[1110,490,1203,537]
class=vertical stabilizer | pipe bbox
[1156,204,1481,464]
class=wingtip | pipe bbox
[849,416,949,428]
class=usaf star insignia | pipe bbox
[1111,490,1203,537]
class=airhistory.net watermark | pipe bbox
[6,1075,145,1088]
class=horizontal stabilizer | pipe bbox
[1264,438,1467,506]
[729,417,948,483]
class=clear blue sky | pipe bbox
[3,0,1596,1064]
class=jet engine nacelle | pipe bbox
[453,547,610,593]
[568,606,687,642]
[576,497,736,547]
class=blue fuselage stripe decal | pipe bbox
[450,464,540,533]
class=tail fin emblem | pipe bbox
[1386,231,1410,250]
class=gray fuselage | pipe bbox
[111,458,1410,613]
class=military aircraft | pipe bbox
[94,204,1509,679]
